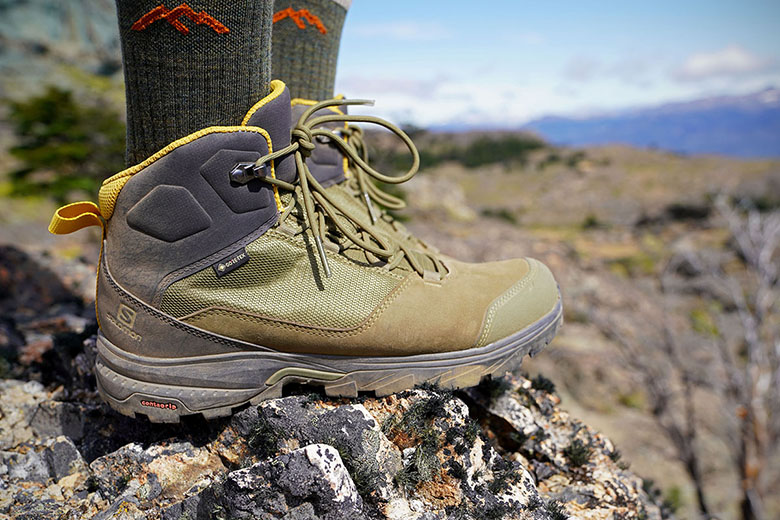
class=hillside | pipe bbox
[523,88,780,158]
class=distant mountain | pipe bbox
[523,88,780,158]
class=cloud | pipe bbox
[563,56,602,82]
[564,54,660,87]
[609,56,657,87]
[674,45,773,81]
[352,21,450,42]
[334,76,577,129]
[337,75,448,99]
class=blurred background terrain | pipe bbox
[0,1,778,519]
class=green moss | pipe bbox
[464,420,481,444]
[607,252,657,277]
[394,430,441,491]
[690,308,720,337]
[445,419,482,456]
[480,207,520,226]
[526,495,542,511]
[487,460,524,494]
[545,499,569,520]
[617,390,645,409]
[563,439,593,467]
[530,374,556,394]
[385,392,451,490]
[382,391,450,436]
[338,450,374,499]
[663,485,683,513]
[248,413,280,458]
[476,376,512,405]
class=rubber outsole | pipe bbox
[95,297,563,423]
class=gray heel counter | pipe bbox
[104,130,279,304]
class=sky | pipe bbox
[332,0,780,127]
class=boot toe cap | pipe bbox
[475,257,560,348]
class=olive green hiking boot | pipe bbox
[50,81,562,423]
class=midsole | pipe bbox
[97,297,562,390]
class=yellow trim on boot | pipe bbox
[96,81,291,221]
[242,79,287,125]
[99,125,282,220]
[49,201,104,234]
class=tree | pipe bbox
[593,196,779,520]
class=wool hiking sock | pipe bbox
[272,0,350,101]
[115,0,273,165]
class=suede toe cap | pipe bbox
[475,258,560,348]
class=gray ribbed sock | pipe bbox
[115,1,273,165]
[272,0,350,101]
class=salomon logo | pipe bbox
[117,304,137,328]
[107,304,142,341]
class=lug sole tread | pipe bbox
[97,308,562,424]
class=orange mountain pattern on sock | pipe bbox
[132,3,229,35]
[273,7,327,34]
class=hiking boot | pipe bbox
[50,81,562,423]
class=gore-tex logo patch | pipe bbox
[213,247,249,277]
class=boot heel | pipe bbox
[94,355,270,423]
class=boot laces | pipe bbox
[234,97,446,280]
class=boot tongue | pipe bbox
[291,102,348,188]
[242,82,296,183]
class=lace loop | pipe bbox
[248,97,442,279]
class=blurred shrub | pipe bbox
[432,134,546,169]
[370,132,546,173]
[7,87,125,203]
[480,207,519,225]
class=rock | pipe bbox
[0,447,50,482]
[217,444,365,520]
[0,368,668,520]
[92,496,146,520]
[43,436,87,480]
[89,440,226,507]
[57,470,89,495]
[89,443,147,500]
[252,396,403,501]
[8,498,65,520]
[468,374,664,520]
[0,380,50,449]
[0,246,83,320]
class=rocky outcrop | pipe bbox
[0,0,121,99]
[1,375,664,520]
[0,246,666,519]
